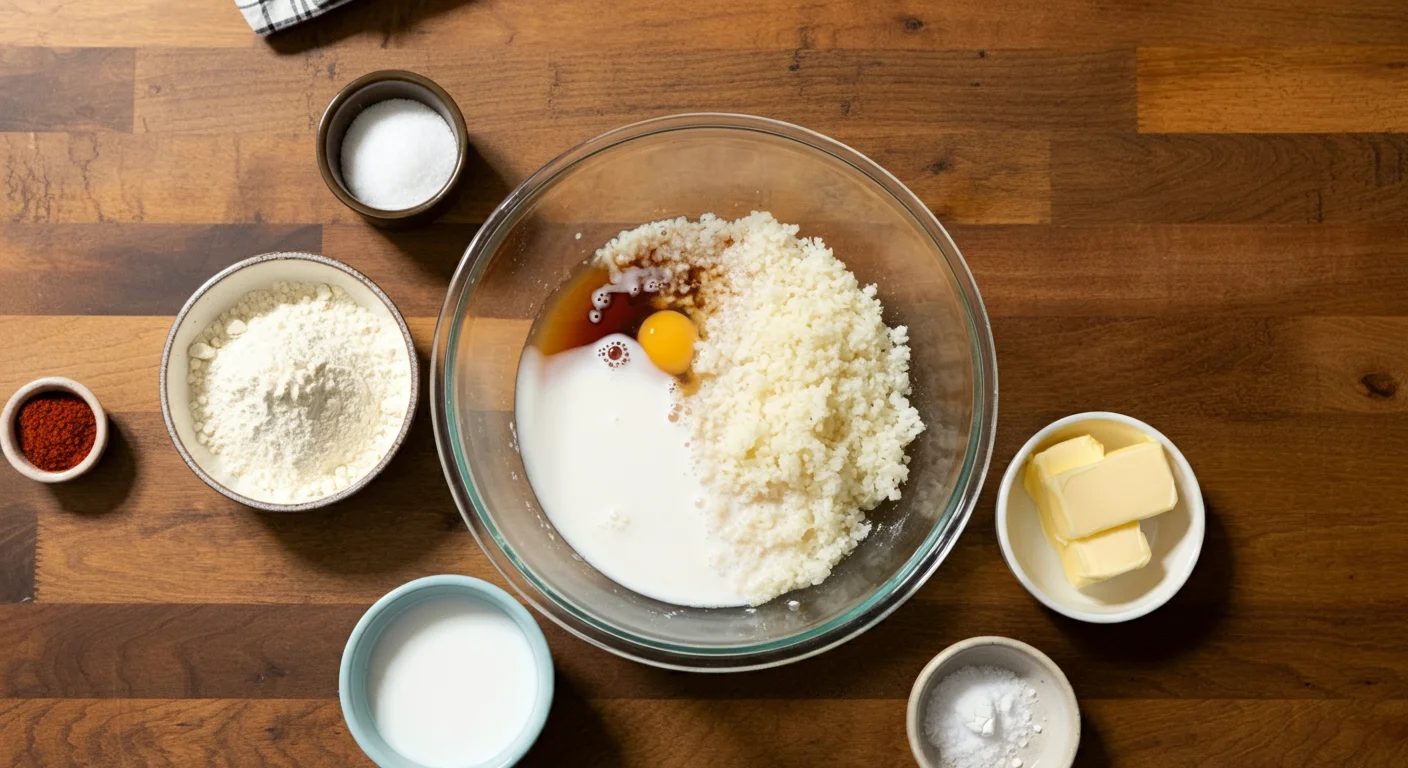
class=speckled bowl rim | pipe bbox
[339,575,555,768]
[906,635,1080,768]
[1,376,108,483]
[316,69,471,222]
[995,411,1206,623]
[158,251,420,512]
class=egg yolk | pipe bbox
[637,310,697,375]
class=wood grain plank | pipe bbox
[7,0,1408,49]
[0,128,1045,229]
[550,597,1408,700]
[133,47,551,137]
[0,700,367,766]
[341,131,1048,233]
[0,0,252,47]
[1052,134,1408,224]
[26,410,492,605]
[0,593,1403,702]
[545,49,1135,133]
[846,132,1050,224]
[0,501,35,602]
[569,600,1408,701]
[1139,47,1408,133]
[530,698,912,767]
[272,0,1408,52]
[0,132,514,225]
[0,605,357,698]
[17,412,1408,607]
[0,225,321,315]
[0,133,338,225]
[955,224,1408,317]
[135,47,1132,134]
[994,316,1408,418]
[0,317,167,413]
[562,699,1408,768]
[0,47,133,132]
[0,698,1401,768]
[1081,699,1408,767]
[320,224,476,317]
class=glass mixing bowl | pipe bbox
[432,114,997,671]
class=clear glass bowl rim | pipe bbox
[431,113,999,671]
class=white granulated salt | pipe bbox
[340,98,457,211]
[187,281,411,503]
[924,665,1042,768]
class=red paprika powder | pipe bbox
[15,392,96,472]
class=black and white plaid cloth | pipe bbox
[237,0,357,35]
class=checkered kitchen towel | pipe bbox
[237,0,358,35]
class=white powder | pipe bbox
[340,98,457,211]
[187,281,411,503]
[924,665,1042,768]
[592,212,924,604]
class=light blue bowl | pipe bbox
[339,575,554,768]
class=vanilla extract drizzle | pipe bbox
[587,266,671,324]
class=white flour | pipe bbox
[924,665,1043,768]
[187,281,411,503]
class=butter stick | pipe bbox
[1042,441,1178,541]
[1038,514,1151,587]
[1023,435,1105,532]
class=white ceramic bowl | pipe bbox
[1,377,108,482]
[160,252,419,511]
[996,412,1205,623]
[907,636,1080,768]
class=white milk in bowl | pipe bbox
[367,595,541,767]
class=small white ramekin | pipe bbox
[0,377,108,482]
[907,635,1080,768]
[996,411,1205,623]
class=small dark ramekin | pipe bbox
[317,70,469,228]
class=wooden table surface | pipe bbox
[3,0,1408,765]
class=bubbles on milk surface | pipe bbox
[596,339,631,368]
